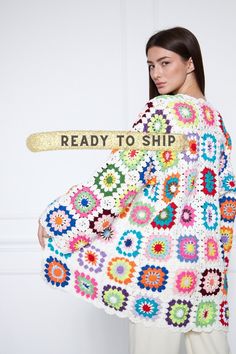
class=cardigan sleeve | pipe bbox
[39,102,156,254]
[218,121,236,268]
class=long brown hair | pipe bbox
[146,27,205,99]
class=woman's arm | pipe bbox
[38,102,157,253]
[218,121,236,268]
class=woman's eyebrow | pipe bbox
[147,56,171,63]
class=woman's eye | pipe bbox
[148,64,154,70]
[162,61,170,66]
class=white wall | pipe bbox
[0,1,236,353]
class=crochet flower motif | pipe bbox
[199,268,222,296]
[202,202,218,230]
[102,284,129,311]
[174,270,197,295]
[47,237,72,259]
[201,133,217,163]
[166,299,192,327]
[129,202,155,226]
[156,150,179,171]
[116,229,143,257]
[116,187,139,210]
[139,158,156,184]
[205,237,219,261]
[94,163,125,196]
[180,205,196,228]
[143,183,160,202]
[44,256,71,287]
[137,265,168,292]
[221,174,236,193]
[77,244,107,273]
[196,301,217,327]
[177,235,199,263]
[147,109,172,133]
[145,234,172,262]
[69,235,90,253]
[70,186,100,217]
[89,209,115,234]
[74,271,98,300]
[183,133,199,163]
[151,203,177,229]
[133,295,162,320]
[45,205,76,236]
[218,112,232,149]
[219,196,236,222]
[219,147,227,175]
[171,102,198,126]
[220,226,233,252]
[119,150,147,170]
[97,226,115,242]
[162,173,180,203]
[220,300,229,327]
[201,167,217,196]
[202,105,215,126]
[106,257,136,285]
[185,169,197,195]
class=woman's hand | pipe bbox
[37,220,50,249]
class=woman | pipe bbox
[38,27,236,354]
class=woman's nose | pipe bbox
[152,66,162,79]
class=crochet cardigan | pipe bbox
[39,93,236,332]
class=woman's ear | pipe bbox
[187,57,195,73]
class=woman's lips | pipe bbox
[156,82,166,88]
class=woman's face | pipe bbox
[147,46,194,95]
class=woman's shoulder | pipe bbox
[150,93,216,108]
[132,93,225,135]
[135,93,218,115]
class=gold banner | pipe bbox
[26,130,187,152]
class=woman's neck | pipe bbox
[174,73,205,99]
